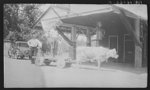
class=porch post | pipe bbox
[134,17,142,68]
[86,28,91,46]
[96,28,100,47]
[96,22,104,47]
[69,26,76,60]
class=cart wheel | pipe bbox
[45,62,50,66]
[44,59,51,66]
[57,59,66,68]
[66,62,72,67]
[31,58,35,64]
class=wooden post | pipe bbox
[143,31,147,66]
[96,22,104,47]
[70,26,76,60]
[123,34,126,63]
[134,18,142,68]
[96,25,101,69]
[96,28,100,47]
[86,29,91,46]
[144,32,147,66]
[135,45,142,67]
[56,26,74,46]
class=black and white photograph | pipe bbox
[3,4,148,88]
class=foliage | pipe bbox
[4,4,42,41]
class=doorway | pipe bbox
[142,32,147,67]
[108,35,118,62]
[109,35,118,52]
[123,34,135,64]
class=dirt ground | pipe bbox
[4,57,46,88]
[4,43,147,88]
[41,63,147,88]
[4,43,46,88]
[4,57,147,88]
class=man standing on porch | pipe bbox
[96,22,105,47]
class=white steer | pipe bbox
[76,46,119,68]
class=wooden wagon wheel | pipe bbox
[44,59,51,66]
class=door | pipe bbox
[109,36,118,52]
[124,34,135,64]
[142,32,147,67]
[109,35,118,62]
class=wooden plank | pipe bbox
[70,26,77,60]
[86,29,91,46]
[32,6,52,28]
[61,23,95,32]
[96,27,100,46]
[123,34,126,63]
[135,45,142,67]
[143,32,147,66]
[134,17,142,68]
[56,27,75,46]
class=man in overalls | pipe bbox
[27,38,42,64]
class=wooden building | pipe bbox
[32,5,147,68]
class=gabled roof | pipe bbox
[32,5,146,47]
[32,5,146,28]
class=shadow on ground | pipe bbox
[101,62,147,74]
[80,61,147,74]
[40,60,147,75]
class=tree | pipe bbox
[3,4,42,41]
[4,4,20,39]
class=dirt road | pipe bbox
[4,57,46,88]
[4,56,147,88]
[4,42,147,88]
[41,64,147,88]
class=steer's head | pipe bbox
[106,48,119,59]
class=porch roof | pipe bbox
[33,5,147,47]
